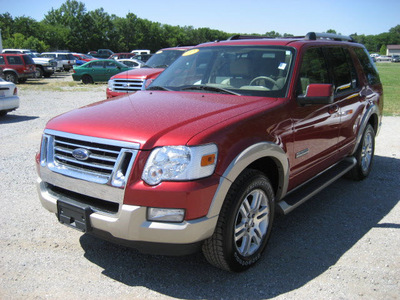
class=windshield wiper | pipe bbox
[147,86,172,91]
[181,85,241,96]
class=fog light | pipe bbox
[147,208,185,223]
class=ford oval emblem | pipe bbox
[72,148,91,161]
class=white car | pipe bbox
[117,59,144,68]
[0,78,20,116]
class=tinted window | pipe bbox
[297,47,330,95]
[325,47,358,93]
[0,56,5,65]
[354,47,381,85]
[22,55,35,65]
[146,50,185,68]
[105,61,117,68]
[6,56,23,65]
[90,61,104,68]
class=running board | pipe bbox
[277,157,356,215]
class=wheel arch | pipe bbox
[351,104,381,156]
[207,142,289,218]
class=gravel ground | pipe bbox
[1,73,399,300]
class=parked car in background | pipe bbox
[391,55,400,62]
[110,53,136,60]
[41,52,76,71]
[117,59,144,68]
[0,53,36,83]
[0,77,19,116]
[131,54,152,62]
[72,59,132,84]
[90,49,114,59]
[72,53,97,63]
[106,46,191,98]
[375,55,392,62]
[2,49,57,78]
[131,49,151,55]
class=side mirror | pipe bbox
[297,84,334,106]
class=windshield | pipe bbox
[144,49,186,68]
[148,46,295,97]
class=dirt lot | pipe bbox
[1,73,399,299]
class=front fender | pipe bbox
[207,142,289,218]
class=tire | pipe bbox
[18,78,27,84]
[4,72,18,84]
[347,124,375,180]
[81,74,94,84]
[202,169,275,272]
[35,67,43,78]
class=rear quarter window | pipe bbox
[353,47,381,85]
[325,47,358,93]
[22,55,35,65]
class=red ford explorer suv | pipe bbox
[37,32,383,272]
[0,53,36,83]
[106,46,191,98]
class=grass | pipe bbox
[18,72,106,92]
[376,63,400,116]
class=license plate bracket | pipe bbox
[57,200,93,232]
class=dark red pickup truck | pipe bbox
[37,32,383,272]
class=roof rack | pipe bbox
[305,32,354,42]
[226,32,354,42]
[227,35,275,40]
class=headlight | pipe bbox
[142,144,218,185]
[108,79,114,89]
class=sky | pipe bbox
[1,0,399,36]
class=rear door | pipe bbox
[324,47,362,153]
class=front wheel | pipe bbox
[347,124,375,180]
[4,72,18,84]
[202,169,275,272]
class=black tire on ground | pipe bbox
[81,74,94,84]
[35,67,43,78]
[202,169,275,272]
[4,72,18,84]
[347,124,375,181]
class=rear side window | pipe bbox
[6,56,23,65]
[353,47,381,85]
[297,47,330,95]
[22,55,35,65]
[325,47,358,93]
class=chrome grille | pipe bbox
[109,78,145,93]
[41,130,140,188]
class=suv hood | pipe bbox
[112,68,164,80]
[32,57,53,64]
[46,91,276,149]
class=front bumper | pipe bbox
[37,176,218,253]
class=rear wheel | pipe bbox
[202,169,275,272]
[348,124,375,180]
[81,74,93,84]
